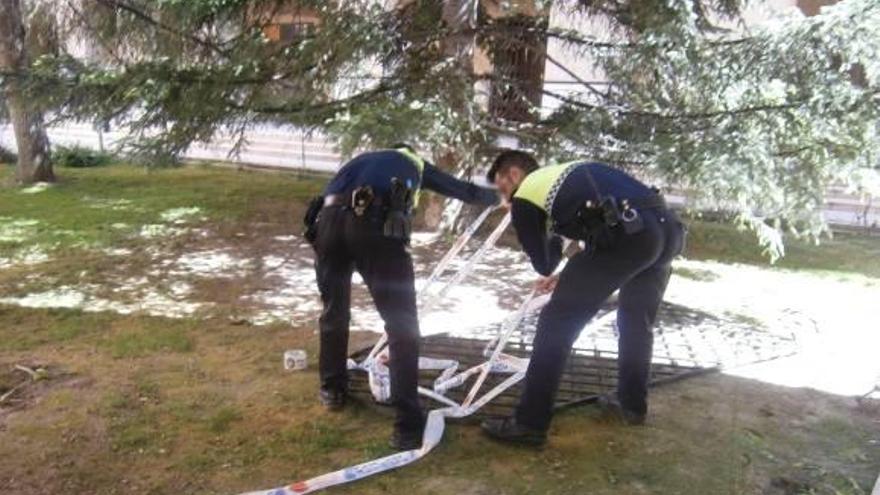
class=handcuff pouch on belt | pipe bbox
[599,196,645,235]
[303,195,324,244]
[617,198,645,235]
[564,195,645,248]
[383,177,413,241]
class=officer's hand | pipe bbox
[534,274,559,295]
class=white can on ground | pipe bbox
[283,350,308,371]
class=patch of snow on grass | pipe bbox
[0,246,51,269]
[160,207,203,224]
[410,231,440,247]
[134,207,205,240]
[83,196,134,211]
[103,247,133,257]
[420,285,510,337]
[20,182,52,194]
[0,287,86,308]
[136,289,204,317]
[169,249,252,278]
[0,217,40,242]
[0,283,206,319]
[247,255,319,325]
[17,246,50,265]
[139,224,187,239]
[168,281,192,298]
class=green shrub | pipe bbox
[128,148,182,169]
[52,145,115,168]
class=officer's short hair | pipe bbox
[487,150,538,182]
[391,143,415,153]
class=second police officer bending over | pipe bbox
[481,150,686,446]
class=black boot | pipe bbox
[319,388,347,411]
[390,427,424,451]
[596,395,646,425]
[481,417,547,447]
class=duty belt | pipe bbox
[323,193,386,208]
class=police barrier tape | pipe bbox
[239,289,539,495]
[424,212,513,312]
[240,283,620,494]
[364,206,500,364]
[237,211,556,495]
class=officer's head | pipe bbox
[487,150,539,200]
[391,143,416,153]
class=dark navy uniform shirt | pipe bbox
[512,162,656,276]
[324,149,499,206]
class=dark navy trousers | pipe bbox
[515,209,686,431]
[313,205,424,433]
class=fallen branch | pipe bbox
[13,364,39,380]
[859,385,879,401]
[0,382,27,405]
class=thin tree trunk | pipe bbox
[416,1,477,231]
[0,0,54,184]
[421,150,459,230]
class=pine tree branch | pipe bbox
[64,0,129,66]
[538,84,802,121]
[544,51,610,102]
[231,82,403,115]
[487,29,612,103]
[90,0,231,57]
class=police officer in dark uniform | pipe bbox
[303,145,498,450]
[480,150,685,446]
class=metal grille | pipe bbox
[349,300,802,419]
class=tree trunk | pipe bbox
[420,151,457,230]
[0,0,54,184]
[414,1,477,232]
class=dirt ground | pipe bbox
[0,307,877,495]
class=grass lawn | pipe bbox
[1,163,878,495]
[0,163,322,250]
[684,219,880,280]
[2,163,877,278]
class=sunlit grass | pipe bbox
[684,219,880,279]
[0,163,323,258]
